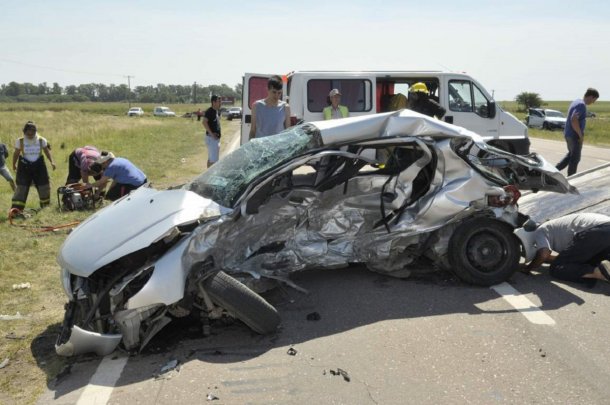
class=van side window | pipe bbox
[448,80,473,112]
[307,79,372,113]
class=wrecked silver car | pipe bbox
[56,110,573,356]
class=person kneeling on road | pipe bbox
[518,213,610,284]
[88,152,147,201]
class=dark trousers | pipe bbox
[66,151,101,184]
[105,179,147,201]
[556,136,582,176]
[550,224,610,282]
[11,156,50,209]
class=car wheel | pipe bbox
[448,218,520,286]
[203,271,280,334]
[542,122,549,130]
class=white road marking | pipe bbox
[76,355,128,405]
[491,282,556,325]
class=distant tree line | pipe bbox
[0,81,243,103]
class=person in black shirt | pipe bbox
[408,82,446,119]
[202,95,222,167]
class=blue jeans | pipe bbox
[555,136,582,176]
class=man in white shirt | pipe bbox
[521,213,610,284]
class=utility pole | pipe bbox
[193,81,197,104]
[125,75,134,108]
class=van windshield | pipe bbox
[185,124,323,208]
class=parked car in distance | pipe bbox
[153,106,176,117]
[127,107,144,117]
[227,107,242,120]
[526,108,566,130]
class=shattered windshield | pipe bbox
[185,124,323,208]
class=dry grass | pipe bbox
[0,102,239,404]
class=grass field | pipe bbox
[0,100,607,404]
[499,100,610,146]
[0,102,239,404]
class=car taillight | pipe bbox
[488,185,521,207]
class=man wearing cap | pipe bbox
[323,89,349,120]
[519,213,610,284]
[408,82,446,119]
[88,152,147,201]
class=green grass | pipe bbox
[0,102,239,404]
[499,100,610,146]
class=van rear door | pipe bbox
[241,74,286,145]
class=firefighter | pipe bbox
[408,82,446,119]
[11,121,56,211]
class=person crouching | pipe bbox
[11,121,56,211]
[88,152,147,201]
[65,145,101,185]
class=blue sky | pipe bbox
[1,0,608,100]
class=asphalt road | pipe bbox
[38,137,610,405]
[529,137,610,174]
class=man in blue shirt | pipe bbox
[88,152,147,201]
[556,88,599,176]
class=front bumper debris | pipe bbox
[55,325,122,357]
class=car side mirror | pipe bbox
[487,101,496,119]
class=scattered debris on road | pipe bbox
[306,312,321,321]
[206,393,219,401]
[329,368,351,382]
[12,282,31,290]
[5,332,25,340]
[0,358,9,369]
[287,347,298,356]
[154,359,181,380]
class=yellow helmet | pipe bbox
[409,82,429,95]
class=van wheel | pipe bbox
[448,218,519,286]
[203,271,280,334]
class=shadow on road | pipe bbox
[35,263,610,400]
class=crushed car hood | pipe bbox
[58,187,225,277]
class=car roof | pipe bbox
[311,109,484,145]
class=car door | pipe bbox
[241,73,287,145]
[528,109,544,128]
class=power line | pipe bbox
[0,58,125,78]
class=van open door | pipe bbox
[241,73,287,145]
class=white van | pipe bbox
[241,71,529,154]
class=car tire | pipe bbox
[448,218,520,286]
[203,271,280,334]
[542,122,549,130]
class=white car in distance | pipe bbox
[127,107,144,117]
[153,106,176,117]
